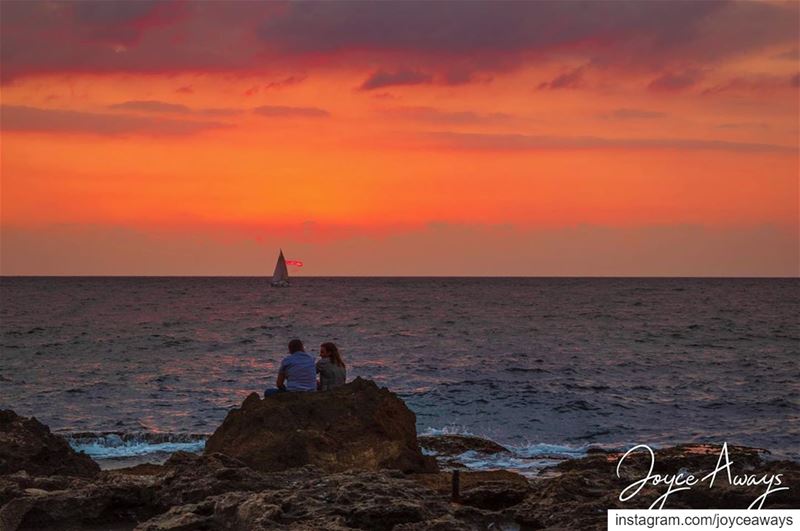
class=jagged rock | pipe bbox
[115,463,165,476]
[460,482,528,511]
[0,497,36,531]
[234,493,284,529]
[135,470,507,531]
[394,514,487,531]
[413,470,530,510]
[134,491,262,531]
[0,410,99,478]
[418,435,509,456]
[2,474,157,530]
[418,435,510,471]
[3,410,798,531]
[205,378,437,474]
[153,451,304,508]
[0,452,302,530]
[512,444,800,530]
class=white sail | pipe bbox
[271,249,290,287]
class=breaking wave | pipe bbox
[420,425,612,477]
[65,432,207,461]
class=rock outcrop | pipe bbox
[0,453,516,531]
[512,444,800,530]
[413,470,529,510]
[0,470,155,530]
[0,410,99,478]
[418,434,509,456]
[3,405,799,530]
[135,470,480,531]
[205,378,437,474]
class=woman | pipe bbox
[317,342,346,391]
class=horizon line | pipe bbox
[1,274,798,280]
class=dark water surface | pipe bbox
[1,277,798,470]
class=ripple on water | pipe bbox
[1,277,798,462]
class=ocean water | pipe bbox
[1,277,798,472]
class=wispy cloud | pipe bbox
[109,100,241,117]
[422,131,794,153]
[538,66,585,90]
[604,108,667,120]
[264,75,307,89]
[1,105,227,136]
[253,105,330,118]
[715,122,769,131]
[648,69,704,92]
[383,106,512,125]
[773,48,799,61]
[360,70,432,91]
[702,73,800,95]
[109,100,192,114]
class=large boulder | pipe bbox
[204,378,437,474]
[0,410,99,478]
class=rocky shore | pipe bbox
[2,379,798,530]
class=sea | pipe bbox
[1,277,798,474]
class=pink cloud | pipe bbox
[2,2,797,84]
[359,70,433,91]
[702,73,800,95]
[648,69,704,92]
[537,66,585,90]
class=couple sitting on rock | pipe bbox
[264,338,346,396]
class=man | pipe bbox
[265,339,316,396]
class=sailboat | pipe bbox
[271,249,290,287]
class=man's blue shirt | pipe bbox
[278,351,317,391]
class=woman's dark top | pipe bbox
[316,358,346,391]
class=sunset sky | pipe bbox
[1,0,798,276]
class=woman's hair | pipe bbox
[321,342,345,368]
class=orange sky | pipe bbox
[1,1,798,275]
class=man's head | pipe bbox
[288,339,304,353]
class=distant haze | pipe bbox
[1,223,796,277]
